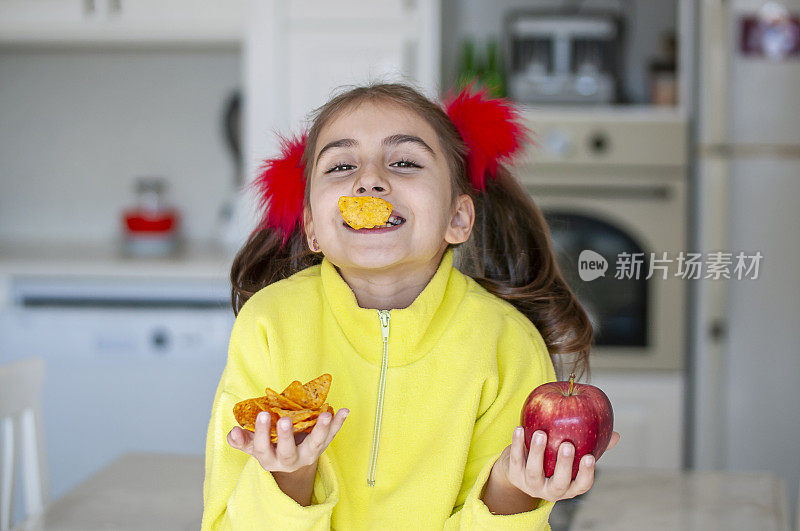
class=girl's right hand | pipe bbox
[227,408,349,473]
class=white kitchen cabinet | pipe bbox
[0,0,246,45]
[243,0,440,198]
[286,30,417,129]
[285,0,411,21]
[588,370,684,470]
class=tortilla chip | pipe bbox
[271,407,317,423]
[232,396,273,432]
[233,373,335,443]
[264,387,305,410]
[338,196,393,229]
[281,380,312,408]
[300,374,332,409]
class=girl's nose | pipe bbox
[357,185,386,193]
[353,164,391,194]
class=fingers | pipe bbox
[516,430,598,502]
[226,427,239,448]
[325,408,350,445]
[274,415,298,462]
[606,431,621,451]
[253,412,276,461]
[524,430,547,486]
[562,454,596,498]
[509,427,527,474]
[298,411,334,459]
[227,426,254,453]
[547,441,575,495]
[227,408,350,473]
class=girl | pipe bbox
[202,82,619,530]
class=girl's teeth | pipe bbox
[353,216,404,229]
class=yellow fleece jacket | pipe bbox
[202,247,558,529]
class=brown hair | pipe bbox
[230,82,592,381]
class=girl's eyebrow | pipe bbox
[316,134,436,165]
[383,134,436,157]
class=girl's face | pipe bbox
[303,101,474,273]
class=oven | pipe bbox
[517,110,688,371]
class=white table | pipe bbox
[19,453,204,531]
[569,467,792,530]
[15,455,793,530]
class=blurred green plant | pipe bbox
[455,36,505,97]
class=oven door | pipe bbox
[521,172,687,370]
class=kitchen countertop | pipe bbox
[0,239,234,280]
[0,239,236,304]
[17,452,204,531]
[15,454,791,530]
[569,467,791,530]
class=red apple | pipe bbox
[520,373,614,480]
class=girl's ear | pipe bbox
[445,194,475,245]
[303,205,315,247]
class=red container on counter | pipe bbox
[121,177,181,257]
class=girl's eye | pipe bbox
[324,158,421,173]
[391,158,422,169]
[324,163,356,174]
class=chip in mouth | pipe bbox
[338,196,394,229]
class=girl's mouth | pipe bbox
[343,215,406,234]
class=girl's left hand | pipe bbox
[496,428,620,503]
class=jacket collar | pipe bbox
[320,247,467,367]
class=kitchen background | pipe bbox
[0,0,798,529]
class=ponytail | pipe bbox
[230,226,319,317]
[454,167,593,381]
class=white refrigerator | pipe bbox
[691,0,800,522]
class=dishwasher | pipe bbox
[0,275,235,501]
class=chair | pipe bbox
[0,357,49,531]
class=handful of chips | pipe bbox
[233,373,334,444]
[338,196,393,229]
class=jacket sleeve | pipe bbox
[443,316,559,530]
[201,298,340,530]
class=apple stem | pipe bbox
[568,373,575,396]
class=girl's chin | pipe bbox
[344,246,406,258]
[338,246,410,264]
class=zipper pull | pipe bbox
[378,309,390,342]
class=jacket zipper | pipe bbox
[367,309,391,487]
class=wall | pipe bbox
[0,48,241,245]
